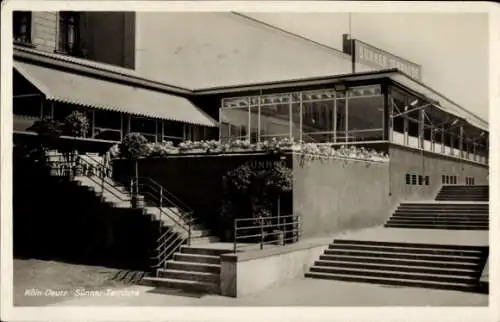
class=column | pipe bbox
[418,108,424,149]
[459,126,464,158]
[299,93,303,143]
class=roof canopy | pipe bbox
[14,62,217,127]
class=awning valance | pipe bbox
[14,61,218,127]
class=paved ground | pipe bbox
[49,277,488,307]
[13,258,129,306]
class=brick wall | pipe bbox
[31,12,58,53]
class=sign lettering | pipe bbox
[354,40,422,81]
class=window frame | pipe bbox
[13,11,32,45]
[58,11,81,54]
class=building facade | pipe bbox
[12,11,489,166]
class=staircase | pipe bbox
[384,202,489,230]
[143,245,229,294]
[304,184,489,291]
[436,185,489,201]
[44,152,221,284]
[305,239,488,292]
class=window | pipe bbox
[405,174,411,185]
[411,174,417,185]
[445,176,449,184]
[418,175,423,185]
[442,175,446,184]
[425,176,430,186]
[13,11,31,44]
[58,11,80,54]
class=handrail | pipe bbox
[46,154,129,204]
[130,175,194,274]
[46,151,193,275]
[233,214,301,253]
[135,176,193,213]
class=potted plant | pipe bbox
[63,111,89,177]
[29,117,63,173]
[119,133,149,208]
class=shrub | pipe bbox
[119,133,149,160]
[63,111,89,137]
[30,117,63,148]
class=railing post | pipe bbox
[188,217,192,246]
[100,165,105,200]
[233,220,237,253]
[260,216,264,250]
[160,187,163,208]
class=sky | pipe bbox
[244,12,489,121]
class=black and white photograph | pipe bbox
[1,1,498,321]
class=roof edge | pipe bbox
[13,46,194,96]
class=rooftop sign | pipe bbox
[343,34,422,81]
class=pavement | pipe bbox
[49,277,488,307]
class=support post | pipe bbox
[404,105,409,146]
[383,84,390,141]
[299,92,303,143]
[418,108,424,150]
[345,91,349,144]
[333,94,337,144]
[120,113,123,140]
[257,96,261,143]
[441,126,445,153]
[247,97,251,142]
[289,93,293,140]
[459,126,464,158]
[260,217,264,250]
[92,109,96,138]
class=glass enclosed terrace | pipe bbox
[219,76,488,165]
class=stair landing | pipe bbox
[335,226,488,247]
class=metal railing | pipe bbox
[46,153,129,205]
[46,152,193,275]
[130,176,194,273]
[233,214,301,253]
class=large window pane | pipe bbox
[346,86,384,142]
[260,103,291,141]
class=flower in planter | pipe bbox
[108,144,120,159]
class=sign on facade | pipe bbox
[343,34,422,81]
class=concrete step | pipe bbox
[399,203,488,208]
[304,272,477,291]
[142,276,220,294]
[327,244,484,256]
[165,261,221,274]
[313,260,479,276]
[323,249,481,262]
[174,253,220,265]
[318,254,479,269]
[397,207,488,211]
[387,219,489,225]
[385,224,488,230]
[308,266,476,284]
[190,236,221,244]
[158,269,220,283]
[395,211,488,215]
[391,214,488,220]
[180,245,230,257]
[333,239,486,250]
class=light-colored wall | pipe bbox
[220,242,329,297]
[292,155,391,238]
[388,145,489,203]
[31,12,58,52]
[134,12,363,89]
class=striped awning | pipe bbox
[14,61,218,127]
